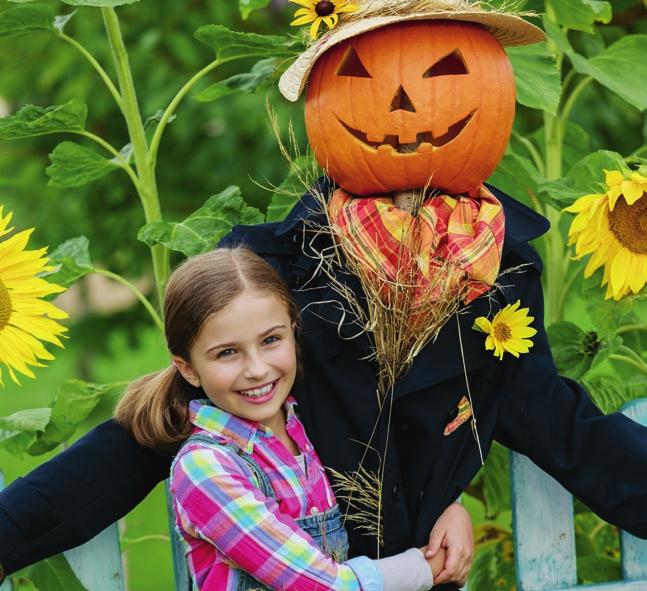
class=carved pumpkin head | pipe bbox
[304,20,516,196]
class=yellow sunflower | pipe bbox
[473,300,536,360]
[0,206,68,386]
[564,169,647,300]
[289,0,358,39]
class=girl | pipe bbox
[115,248,446,591]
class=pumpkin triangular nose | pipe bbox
[390,86,416,113]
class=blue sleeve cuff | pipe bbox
[346,555,384,591]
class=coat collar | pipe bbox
[275,178,551,253]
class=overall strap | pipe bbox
[177,432,275,499]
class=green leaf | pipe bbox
[469,535,515,591]
[30,554,89,591]
[584,35,647,112]
[507,43,561,115]
[0,99,87,140]
[583,271,634,337]
[582,376,647,414]
[0,3,54,37]
[46,141,118,188]
[195,25,304,61]
[481,442,510,518]
[546,0,612,33]
[266,155,320,222]
[27,380,120,455]
[547,321,600,380]
[0,408,52,444]
[239,0,271,19]
[60,0,138,6]
[488,151,544,210]
[539,150,625,207]
[138,186,264,257]
[194,58,280,102]
[41,236,94,288]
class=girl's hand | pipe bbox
[423,502,474,586]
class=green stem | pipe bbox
[625,144,647,163]
[560,76,594,127]
[59,32,123,109]
[619,345,647,367]
[148,55,248,167]
[557,266,580,316]
[610,354,647,375]
[94,269,164,332]
[617,323,647,335]
[512,129,546,178]
[74,130,140,190]
[542,9,570,325]
[101,7,169,306]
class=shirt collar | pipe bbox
[275,178,551,251]
[189,397,298,454]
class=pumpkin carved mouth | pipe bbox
[336,111,476,154]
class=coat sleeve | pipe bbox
[493,263,647,538]
[0,419,171,574]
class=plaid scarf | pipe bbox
[327,186,505,308]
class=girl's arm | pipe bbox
[172,446,433,591]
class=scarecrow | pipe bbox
[1,1,647,588]
[274,0,546,552]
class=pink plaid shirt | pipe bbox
[170,398,381,591]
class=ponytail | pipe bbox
[115,365,198,451]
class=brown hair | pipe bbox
[115,247,300,451]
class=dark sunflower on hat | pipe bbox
[290,0,359,39]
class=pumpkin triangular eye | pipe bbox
[337,46,372,78]
[423,49,468,78]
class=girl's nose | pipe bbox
[243,352,270,380]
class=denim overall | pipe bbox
[174,433,350,591]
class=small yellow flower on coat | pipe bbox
[0,206,68,386]
[289,0,358,40]
[564,169,647,300]
[473,300,536,360]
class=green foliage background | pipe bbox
[0,0,646,589]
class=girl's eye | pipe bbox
[263,335,280,345]
[216,348,236,359]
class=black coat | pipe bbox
[1,183,646,576]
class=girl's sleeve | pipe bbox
[171,445,383,591]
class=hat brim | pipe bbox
[279,11,545,102]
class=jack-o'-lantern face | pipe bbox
[305,20,516,196]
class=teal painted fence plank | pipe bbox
[620,399,647,582]
[511,452,577,591]
[64,524,125,591]
[0,472,12,591]
[166,480,193,591]
[0,468,124,591]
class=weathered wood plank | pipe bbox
[620,400,647,582]
[64,524,125,591]
[511,452,577,591]
[166,481,193,591]
[0,472,13,591]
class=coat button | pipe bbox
[392,484,400,501]
[416,490,424,506]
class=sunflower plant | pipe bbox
[0,0,646,590]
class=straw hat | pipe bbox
[279,0,545,102]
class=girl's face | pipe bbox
[175,290,297,433]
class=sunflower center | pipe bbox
[494,322,512,342]
[0,278,12,331]
[315,1,335,16]
[608,193,647,254]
